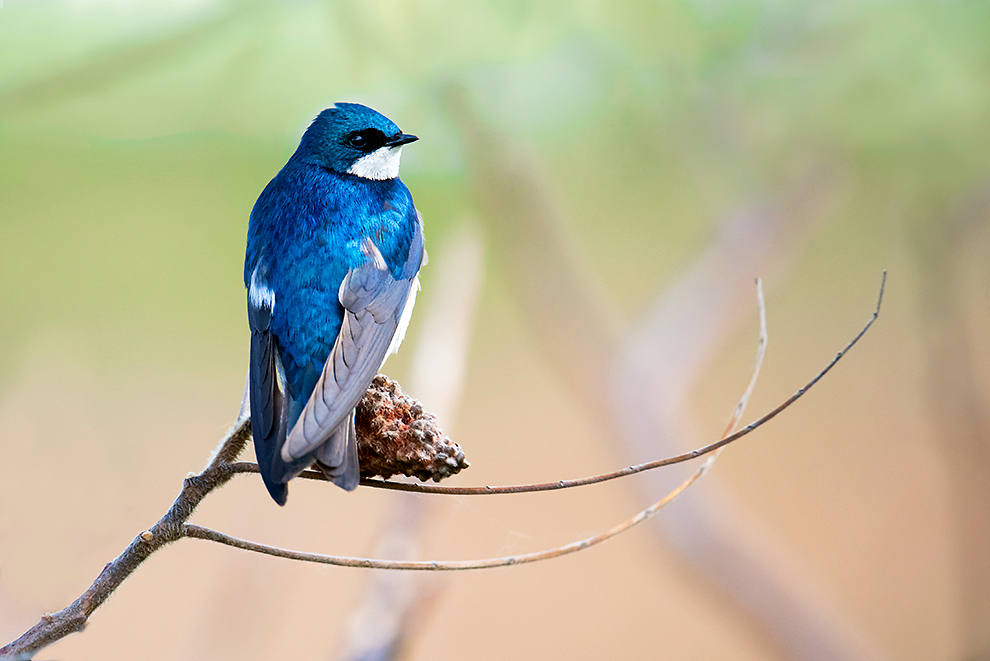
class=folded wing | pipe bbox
[279,222,424,490]
[246,267,289,505]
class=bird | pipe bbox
[242,102,425,505]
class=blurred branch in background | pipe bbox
[338,225,485,661]
[0,226,883,659]
[909,187,990,661]
[445,86,885,661]
[3,1,987,657]
[612,196,886,661]
[0,9,239,117]
[440,86,620,411]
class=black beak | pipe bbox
[386,133,418,147]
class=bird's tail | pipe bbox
[314,410,360,491]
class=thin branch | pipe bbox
[0,273,884,660]
[180,276,775,571]
[722,278,767,439]
[0,421,253,661]
[183,465,704,570]
[229,271,882,497]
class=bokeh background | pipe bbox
[2,1,989,659]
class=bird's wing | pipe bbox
[246,265,289,505]
[280,223,424,490]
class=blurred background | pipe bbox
[1,0,989,659]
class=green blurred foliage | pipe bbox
[2,2,990,659]
[0,0,988,380]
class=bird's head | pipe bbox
[296,103,418,181]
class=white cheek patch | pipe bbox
[348,146,404,180]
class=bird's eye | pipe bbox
[345,129,388,152]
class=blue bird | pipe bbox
[242,103,424,505]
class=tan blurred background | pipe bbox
[1,1,989,659]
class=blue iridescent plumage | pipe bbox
[243,103,424,505]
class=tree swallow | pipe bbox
[243,103,424,505]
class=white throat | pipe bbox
[348,146,404,180]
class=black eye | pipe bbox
[345,129,387,152]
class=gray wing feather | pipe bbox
[313,411,358,490]
[282,224,424,488]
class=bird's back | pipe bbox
[244,102,423,504]
[246,159,419,416]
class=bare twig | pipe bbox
[229,271,881,497]
[181,276,775,571]
[0,421,253,661]
[616,255,886,661]
[183,465,705,570]
[0,273,884,660]
[722,278,767,439]
[446,83,885,661]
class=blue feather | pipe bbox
[244,103,423,504]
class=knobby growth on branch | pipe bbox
[0,273,885,661]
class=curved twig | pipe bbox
[0,422,253,661]
[229,271,882,497]
[183,464,702,570]
[182,279,773,571]
[0,273,884,660]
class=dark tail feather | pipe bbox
[249,322,290,506]
[261,468,288,506]
[315,412,360,491]
[253,397,289,506]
